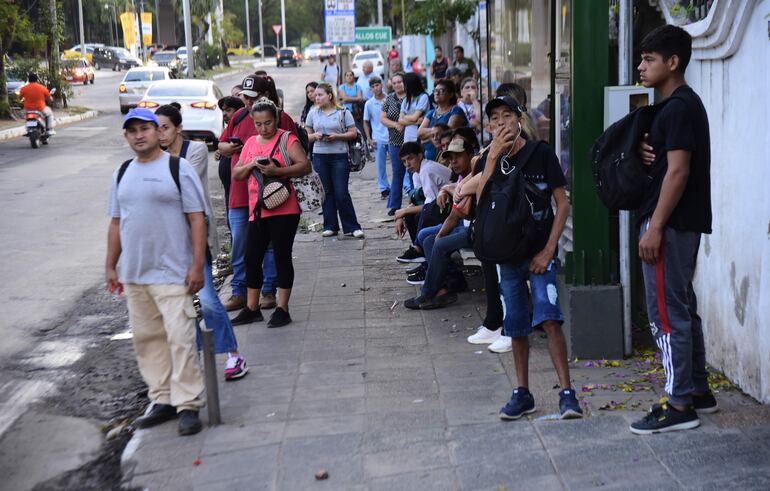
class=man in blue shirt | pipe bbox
[363,76,390,200]
[357,61,375,101]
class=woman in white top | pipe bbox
[458,78,482,139]
[398,72,430,143]
[154,103,248,381]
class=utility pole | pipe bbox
[618,0,633,356]
[245,0,251,47]
[49,0,62,105]
[377,0,383,26]
[258,0,264,60]
[78,0,86,56]
[105,5,114,46]
[280,0,286,48]
[182,0,195,77]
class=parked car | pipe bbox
[319,42,335,61]
[61,58,95,85]
[303,43,322,60]
[150,50,182,75]
[118,67,175,114]
[92,46,141,71]
[351,50,386,78]
[5,76,27,105]
[276,47,302,67]
[138,79,225,149]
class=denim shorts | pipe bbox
[497,260,563,337]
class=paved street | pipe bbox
[1,61,769,490]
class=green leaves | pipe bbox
[406,0,478,36]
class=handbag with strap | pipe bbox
[337,108,369,172]
[252,134,291,214]
[273,130,325,212]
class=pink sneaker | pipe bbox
[224,355,248,381]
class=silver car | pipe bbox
[118,67,174,114]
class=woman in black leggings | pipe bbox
[231,100,311,328]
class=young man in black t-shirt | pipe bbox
[475,96,582,420]
[630,25,715,435]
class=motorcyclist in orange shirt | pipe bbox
[18,73,55,135]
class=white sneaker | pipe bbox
[322,230,337,237]
[488,335,512,353]
[352,229,365,238]
[467,326,502,345]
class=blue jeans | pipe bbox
[196,259,238,354]
[228,207,277,296]
[417,224,443,254]
[387,144,406,210]
[313,153,361,233]
[421,225,468,298]
[228,207,248,297]
[497,260,564,338]
[374,141,390,193]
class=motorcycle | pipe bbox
[24,88,56,149]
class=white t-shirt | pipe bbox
[412,159,452,204]
[323,63,340,86]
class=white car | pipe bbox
[352,50,386,79]
[304,43,322,60]
[118,67,175,114]
[138,79,225,149]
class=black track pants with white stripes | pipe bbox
[640,219,710,407]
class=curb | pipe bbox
[210,58,275,81]
[0,110,100,141]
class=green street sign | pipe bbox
[355,27,392,45]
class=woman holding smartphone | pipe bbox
[231,100,311,328]
[305,83,364,238]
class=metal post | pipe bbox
[377,0,383,26]
[258,0,264,61]
[114,6,120,47]
[106,5,114,46]
[245,0,251,47]
[78,0,86,57]
[280,0,286,48]
[618,0,633,356]
[138,0,147,62]
[182,0,195,77]
[200,328,222,426]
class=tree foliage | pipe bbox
[406,0,478,36]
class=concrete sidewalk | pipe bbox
[121,162,770,490]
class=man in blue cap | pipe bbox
[105,108,208,436]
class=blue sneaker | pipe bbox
[499,387,536,420]
[559,388,584,419]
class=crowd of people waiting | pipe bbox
[106,26,717,436]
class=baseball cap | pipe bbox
[239,75,259,97]
[484,95,525,117]
[123,107,159,128]
[444,138,467,154]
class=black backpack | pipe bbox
[590,97,681,210]
[277,110,311,155]
[472,140,551,264]
[117,155,181,192]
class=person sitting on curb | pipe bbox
[105,108,207,436]
[474,95,582,421]
[394,142,453,264]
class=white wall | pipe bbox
[683,0,770,402]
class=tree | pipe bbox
[0,0,46,118]
[222,12,244,46]
[406,0,477,36]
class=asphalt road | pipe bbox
[0,60,320,446]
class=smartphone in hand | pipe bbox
[229,137,243,146]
